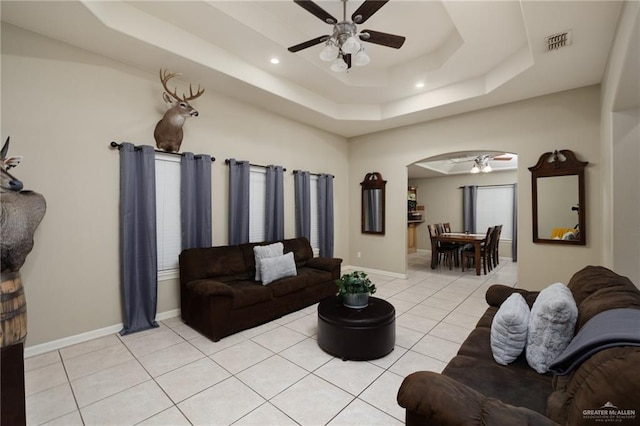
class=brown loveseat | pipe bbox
[398,266,640,425]
[179,237,341,342]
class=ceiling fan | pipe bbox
[451,154,514,174]
[288,0,406,72]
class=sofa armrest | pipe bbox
[305,257,342,273]
[485,284,539,308]
[187,279,235,298]
[398,372,558,426]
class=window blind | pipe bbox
[475,186,513,239]
[249,167,267,243]
[155,153,181,272]
[310,175,320,253]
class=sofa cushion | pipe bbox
[282,237,313,267]
[296,267,333,287]
[491,293,530,365]
[567,265,640,332]
[526,283,578,374]
[253,242,284,281]
[229,281,273,308]
[546,346,640,425]
[443,355,552,415]
[270,275,309,297]
[180,245,247,283]
[261,252,297,285]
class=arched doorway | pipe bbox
[406,150,518,269]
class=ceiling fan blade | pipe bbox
[293,0,337,24]
[288,35,330,52]
[360,30,406,49]
[351,0,389,24]
[491,156,513,161]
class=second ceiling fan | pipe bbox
[288,0,406,72]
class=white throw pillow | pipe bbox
[490,293,530,365]
[253,242,283,281]
[526,282,578,374]
[260,252,297,285]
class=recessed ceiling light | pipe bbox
[270,58,280,65]
[415,82,425,88]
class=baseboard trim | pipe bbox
[24,309,181,358]
[342,265,407,280]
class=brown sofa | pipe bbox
[179,237,341,342]
[398,266,640,425]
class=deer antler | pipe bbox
[159,68,205,102]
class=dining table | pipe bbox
[431,232,487,276]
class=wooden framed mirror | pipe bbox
[529,150,587,245]
[361,172,386,235]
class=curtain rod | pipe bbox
[224,159,287,172]
[110,142,216,162]
[459,183,516,189]
[292,169,335,178]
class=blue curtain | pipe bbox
[181,152,212,250]
[119,143,158,335]
[318,174,334,257]
[228,159,250,245]
[265,165,284,241]
[294,171,311,240]
[462,185,477,233]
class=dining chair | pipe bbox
[434,223,461,267]
[428,224,457,270]
[493,224,503,267]
[462,226,494,275]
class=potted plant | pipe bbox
[336,271,376,309]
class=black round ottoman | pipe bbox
[317,296,395,361]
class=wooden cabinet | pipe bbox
[407,223,417,253]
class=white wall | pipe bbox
[1,24,349,347]
[349,86,603,290]
[601,1,640,285]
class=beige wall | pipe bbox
[409,170,517,255]
[1,24,349,348]
[349,86,603,290]
[601,1,640,285]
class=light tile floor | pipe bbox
[24,252,517,425]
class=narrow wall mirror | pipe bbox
[361,172,386,235]
[529,150,587,245]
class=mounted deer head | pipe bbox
[1,137,24,193]
[153,69,205,153]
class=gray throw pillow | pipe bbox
[253,242,283,281]
[491,293,530,365]
[260,252,297,285]
[526,282,578,374]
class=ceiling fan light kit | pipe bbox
[289,0,406,73]
[466,154,513,174]
[354,48,370,66]
[331,56,349,72]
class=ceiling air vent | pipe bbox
[546,30,572,51]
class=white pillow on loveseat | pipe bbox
[253,242,283,281]
[260,252,297,285]
[526,282,578,374]
[491,293,530,365]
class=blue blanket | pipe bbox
[548,308,640,375]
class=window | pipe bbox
[309,175,320,254]
[475,185,514,240]
[155,153,181,274]
[249,166,266,243]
